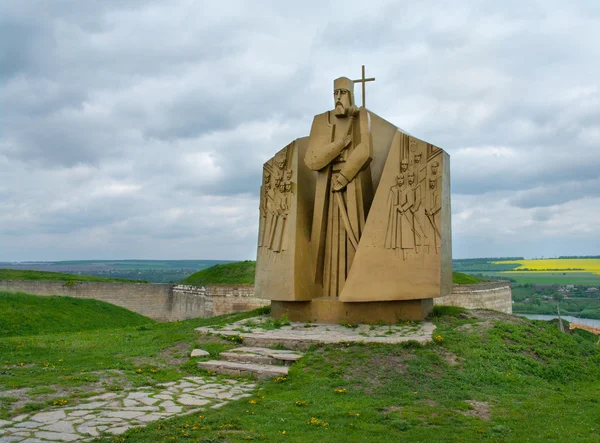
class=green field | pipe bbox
[180,261,256,285]
[2,261,498,287]
[0,260,233,283]
[466,271,600,286]
[0,291,154,337]
[1,293,599,441]
[0,269,146,284]
[452,272,487,285]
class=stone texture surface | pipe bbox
[435,282,512,314]
[190,349,210,357]
[198,360,289,379]
[220,346,303,366]
[0,376,255,442]
[197,316,435,350]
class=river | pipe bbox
[517,314,600,328]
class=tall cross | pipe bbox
[352,65,375,108]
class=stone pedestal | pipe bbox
[271,298,434,323]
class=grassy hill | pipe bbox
[452,271,487,284]
[0,268,147,283]
[0,291,154,337]
[0,301,598,441]
[180,260,256,285]
[181,262,487,286]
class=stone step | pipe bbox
[219,347,303,366]
[197,360,289,379]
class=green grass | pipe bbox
[180,260,256,285]
[0,269,147,283]
[464,271,600,286]
[0,300,270,418]
[452,272,487,285]
[2,293,599,441]
[0,291,155,337]
[91,309,599,442]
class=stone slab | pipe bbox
[30,411,66,424]
[35,431,80,442]
[190,349,210,357]
[197,316,435,350]
[198,360,288,379]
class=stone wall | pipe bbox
[169,285,269,321]
[0,280,269,321]
[435,281,513,314]
[0,278,510,319]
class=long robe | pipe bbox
[385,183,415,251]
[306,110,373,298]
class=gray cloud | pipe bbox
[1,0,600,260]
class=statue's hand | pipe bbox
[332,174,349,192]
[343,134,352,147]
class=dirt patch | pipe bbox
[439,350,459,366]
[0,370,132,418]
[470,310,527,324]
[345,354,414,394]
[381,405,403,414]
[157,341,191,366]
[459,400,491,421]
[3,364,36,369]
[456,320,495,334]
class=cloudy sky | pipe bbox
[1,0,599,261]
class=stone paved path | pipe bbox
[197,316,436,350]
[0,376,255,442]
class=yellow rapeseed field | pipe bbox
[494,259,600,275]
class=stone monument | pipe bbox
[255,66,451,323]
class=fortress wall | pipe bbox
[169,285,269,320]
[0,279,509,318]
[434,281,513,314]
[0,280,269,321]
[0,280,173,320]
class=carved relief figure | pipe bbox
[304,77,373,297]
[408,170,426,254]
[385,170,424,259]
[270,178,291,252]
[258,171,272,247]
[400,158,409,173]
[413,151,429,252]
[425,160,442,254]
[385,174,406,253]
[260,146,294,253]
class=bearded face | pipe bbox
[334,88,351,117]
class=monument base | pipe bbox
[271,297,434,324]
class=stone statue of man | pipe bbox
[304,77,373,297]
